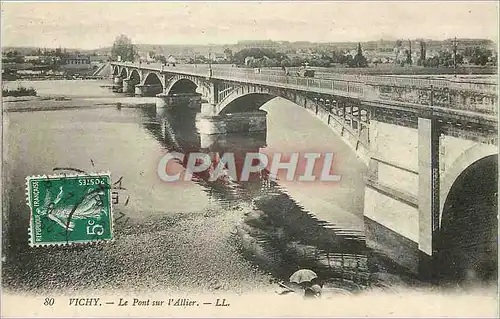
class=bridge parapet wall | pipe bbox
[371,84,498,115]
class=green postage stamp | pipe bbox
[26,173,113,246]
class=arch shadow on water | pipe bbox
[138,105,422,293]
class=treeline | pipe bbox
[396,41,496,67]
[228,45,496,69]
[410,46,495,67]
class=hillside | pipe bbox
[4,38,497,57]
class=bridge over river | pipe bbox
[110,61,498,283]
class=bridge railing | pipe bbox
[112,62,498,114]
[220,66,498,94]
[212,68,368,99]
[274,68,497,94]
[208,68,497,114]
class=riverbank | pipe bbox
[3,102,277,295]
[2,79,159,113]
[3,205,275,294]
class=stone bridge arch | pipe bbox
[440,142,498,225]
[120,68,142,94]
[119,67,128,79]
[214,86,316,115]
[216,90,277,115]
[141,71,165,88]
[136,71,165,97]
[436,143,498,284]
[112,65,120,76]
[128,69,141,82]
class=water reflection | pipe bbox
[137,105,404,293]
[140,106,266,205]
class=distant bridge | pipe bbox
[110,61,498,283]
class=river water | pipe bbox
[2,79,421,294]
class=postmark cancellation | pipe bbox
[26,173,113,247]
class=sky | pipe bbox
[1,1,499,50]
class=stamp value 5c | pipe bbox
[26,173,113,246]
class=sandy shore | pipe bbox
[2,205,275,295]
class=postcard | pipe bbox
[1,1,498,317]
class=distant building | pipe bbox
[426,50,440,59]
[61,55,92,73]
[24,56,40,62]
[175,55,191,64]
[22,55,55,65]
[214,54,226,63]
[146,52,155,63]
[244,56,255,66]
[17,70,44,75]
[167,55,177,64]
[64,55,91,66]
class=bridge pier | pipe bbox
[417,117,441,281]
[156,92,202,111]
[112,76,123,92]
[134,85,143,96]
[121,79,134,94]
[196,111,267,135]
[122,79,139,94]
[363,116,442,279]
